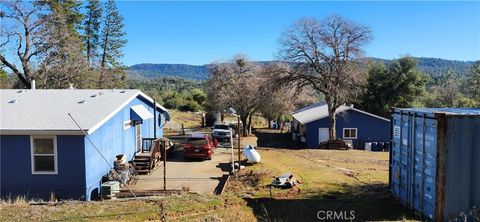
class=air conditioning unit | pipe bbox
[101,181,120,199]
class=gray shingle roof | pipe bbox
[0,89,166,135]
[292,102,389,124]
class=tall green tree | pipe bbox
[100,0,127,68]
[423,68,478,108]
[361,57,428,117]
[190,88,207,107]
[41,0,83,36]
[35,0,91,89]
[467,61,480,101]
[83,0,102,66]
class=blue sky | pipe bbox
[117,1,480,66]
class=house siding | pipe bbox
[0,135,86,200]
[304,109,390,148]
[84,96,164,200]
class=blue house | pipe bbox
[291,102,390,148]
[0,89,169,201]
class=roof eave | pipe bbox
[0,129,85,135]
[86,90,170,135]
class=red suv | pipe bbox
[183,133,217,160]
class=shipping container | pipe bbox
[390,108,480,221]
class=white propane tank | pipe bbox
[243,145,261,163]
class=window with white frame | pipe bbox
[343,128,358,139]
[31,136,57,174]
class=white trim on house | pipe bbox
[87,93,140,135]
[134,122,142,154]
[30,135,58,175]
[87,91,168,135]
[343,128,358,139]
[350,108,390,122]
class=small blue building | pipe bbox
[0,89,169,201]
[291,102,390,148]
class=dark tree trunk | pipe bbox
[100,31,109,67]
[241,115,248,137]
[326,97,337,141]
[328,110,336,141]
[247,114,253,135]
[0,55,31,88]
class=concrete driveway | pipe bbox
[130,132,234,194]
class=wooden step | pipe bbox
[136,169,151,174]
[134,162,150,166]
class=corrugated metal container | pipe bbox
[390,108,480,221]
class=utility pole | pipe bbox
[153,99,157,138]
[163,140,167,190]
[237,115,241,169]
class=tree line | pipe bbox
[0,0,127,89]
[128,77,207,112]
[360,58,480,118]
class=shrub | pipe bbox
[179,100,203,112]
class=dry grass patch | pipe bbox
[0,194,253,222]
[224,148,416,221]
[169,110,203,128]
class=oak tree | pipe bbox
[278,15,372,140]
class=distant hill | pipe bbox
[128,57,476,80]
[127,63,210,80]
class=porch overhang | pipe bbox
[130,105,154,122]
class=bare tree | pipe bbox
[207,55,272,136]
[261,85,317,127]
[278,15,372,141]
[0,1,49,88]
[260,63,317,127]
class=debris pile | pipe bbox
[271,173,298,188]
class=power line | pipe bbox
[68,113,137,199]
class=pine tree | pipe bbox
[83,0,102,66]
[41,0,84,37]
[100,0,127,68]
[36,0,90,89]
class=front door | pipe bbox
[135,122,142,153]
[318,128,329,144]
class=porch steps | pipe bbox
[133,155,154,175]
